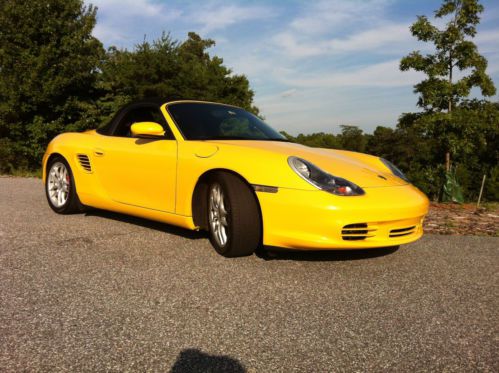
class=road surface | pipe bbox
[0,177,497,371]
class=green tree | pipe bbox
[338,125,366,153]
[400,0,496,171]
[97,32,259,125]
[0,0,104,171]
[0,12,260,173]
[95,33,181,123]
[176,32,258,113]
[296,132,341,148]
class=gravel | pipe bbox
[1,177,498,372]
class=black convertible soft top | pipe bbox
[96,98,168,136]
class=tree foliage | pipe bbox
[284,99,499,202]
[97,32,258,124]
[400,0,495,112]
[0,1,258,173]
[0,0,497,202]
[395,0,497,200]
[0,0,104,169]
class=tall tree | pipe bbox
[338,125,367,153]
[98,32,259,124]
[400,0,495,171]
[0,0,104,168]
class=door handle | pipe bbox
[93,148,105,156]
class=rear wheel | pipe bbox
[207,173,261,257]
[45,156,83,214]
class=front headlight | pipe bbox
[288,156,365,196]
[380,158,409,182]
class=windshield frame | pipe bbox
[165,101,289,142]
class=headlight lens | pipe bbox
[288,156,365,196]
[380,158,409,182]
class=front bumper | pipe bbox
[256,184,429,250]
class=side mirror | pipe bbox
[131,122,165,138]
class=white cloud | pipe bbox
[273,23,414,59]
[91,0,182,24]
[90,0,182,46]
[85,0,499,134]
[476,29,499,54]
[289,0,391,35]
[92,0,174,18]
[278,60,423,88]
[89,0,274,47]
[92,23,129,45]
[327,24,412,52]
[474,30,499,76]
[280,89,298,98]
[272,32,324,58]
[270,0,402,59]
[189,3,274,34]
[255,85,417,135]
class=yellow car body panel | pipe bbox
[43,100,429,250]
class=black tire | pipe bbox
[207,172,262,257]
[45,155,84,214]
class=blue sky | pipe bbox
[87,0,499,135]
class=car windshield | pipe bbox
[167,102,289,141]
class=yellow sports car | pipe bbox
[43,99,429,257]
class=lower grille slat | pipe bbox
[342,223,377,241]
[342,222,419,241]
[389,226,416,238]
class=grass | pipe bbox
[480,202,499,211]
[1,169,42,178]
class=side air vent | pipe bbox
[341,223,377,241]
[77,154,92,172]
[389,226,416,238]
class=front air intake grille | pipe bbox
[341,223,377,241]
[77,154,92,172]
[389,226,416,238]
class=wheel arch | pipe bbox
[46,152,64,165]
[191,168,263,234]
[44,151,85,213]
[43,152,65,183]
[44,152,82,193]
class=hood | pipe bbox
[206,140,407,188]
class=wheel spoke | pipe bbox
[217,223,224,244]
[214,187,220,208]
[208,183,229,247]
[220,217,228,227]
[220,225,227,243]
[219,196,227,215]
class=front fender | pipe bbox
[175,142,315,216]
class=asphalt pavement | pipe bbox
[0,177,497,372]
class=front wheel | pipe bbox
[207,173,261,257]
[45,156,84,214]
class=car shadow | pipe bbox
[84,209,399,261]
[170,348,246,373]
[84,209,207,240]
[256,246,400,261]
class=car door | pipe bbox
[93,105,177,213]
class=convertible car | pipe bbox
[43,99,429,257]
